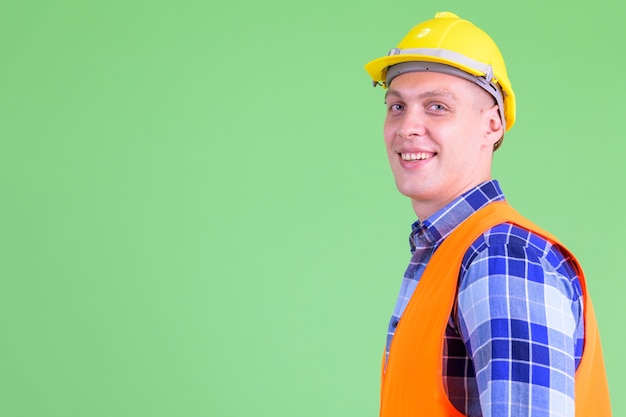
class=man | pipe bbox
[364,12,611,416]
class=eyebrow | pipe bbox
[385,88,458,102]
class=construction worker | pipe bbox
[365,12,611,416]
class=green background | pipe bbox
[1,1,624,416]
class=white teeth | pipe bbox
[400,152,433,161]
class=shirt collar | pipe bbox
[409,180,506,253]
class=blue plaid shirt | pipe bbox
[385,180,584,417]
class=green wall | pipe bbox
[1,1,624,415]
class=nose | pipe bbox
[397,109,426,139]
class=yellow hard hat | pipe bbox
[365,11,516,131]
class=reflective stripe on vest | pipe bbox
[380,201,611,416]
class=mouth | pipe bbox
[399,152,436,161]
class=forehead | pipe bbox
[386,71,479,100]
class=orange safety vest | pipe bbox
[380,201,611,416]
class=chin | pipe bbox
[396,185,429,201]
[396,179,443,201]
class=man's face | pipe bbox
[383,71,501,218]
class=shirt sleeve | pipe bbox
[456,237,581,417]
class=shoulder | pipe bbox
[460,222,579,282]
[457,222,583,308]
[455,221,584,350]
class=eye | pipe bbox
[428,103,446,111]
[386,103,405,113]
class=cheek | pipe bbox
[383,121,396,147]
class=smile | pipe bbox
[400,152,435,161]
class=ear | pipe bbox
[483,104,504,147]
